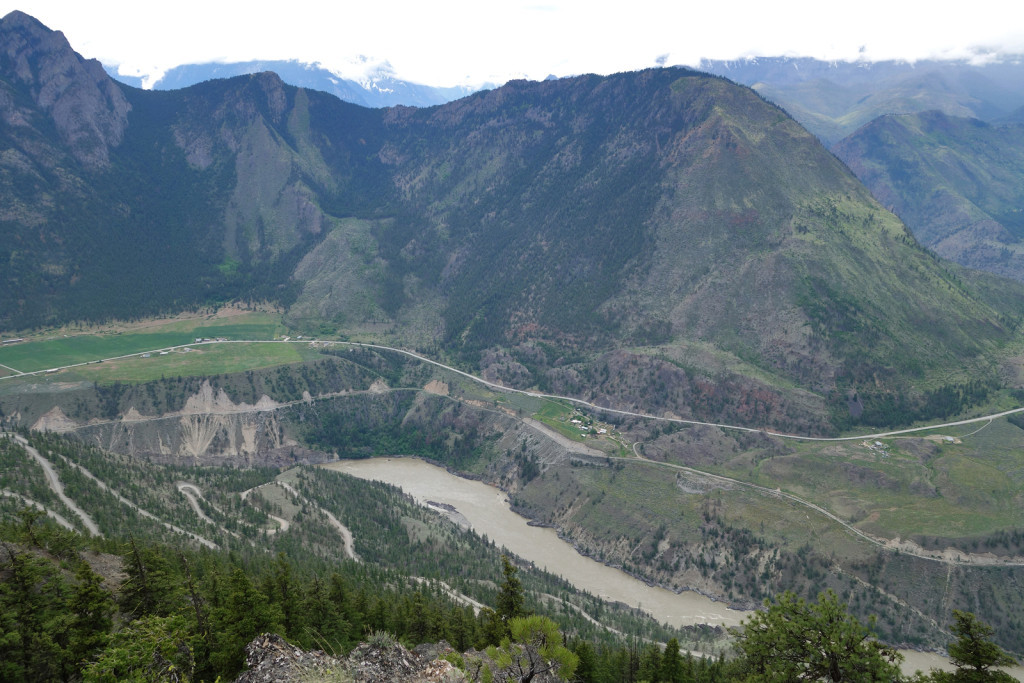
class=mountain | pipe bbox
[834,111,1024,282]
[6,12,1024,661]
[3,11,1024,434]
[699,57,1024,144]
[105,59,484,108]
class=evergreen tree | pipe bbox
[64,561,114,675]
[82,614,195,683]
[930,611,1018,682]
[0,544,66,681]
[302,574,350,652]
[481,615,579,682]
[209,566,283,677]
[660,637,684,683]
[120,539,181,620]
[496,555,526,623]
[733,590,902,682]
[572,640,598,683]
[270,552,304,639]
[638,640,663,682]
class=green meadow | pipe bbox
[0,313,287,374]
[66,342,316,383]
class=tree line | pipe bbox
[1,508,1017,682]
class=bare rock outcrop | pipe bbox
[345,639,463,682]
[0,10,131,167]
[234,634,465,683]
[234,633,344,683]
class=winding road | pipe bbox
[0,489,77,531]
[5,336,1022,444]
[5,433,101,535]
[6,338,1024,567]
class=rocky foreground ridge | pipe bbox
[235,633,566,683]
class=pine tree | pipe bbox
[64,561,114,675]
[933,611,1018,682]
[303,574,349,652]
[119,538,181,620]
[638,640,663,682]
[661,637,683,683]
[209,566,283,677]
[573,640,598,683]
[0,543,67,681]
[733,590,902,682]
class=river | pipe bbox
[323,456,745,629]
[321,456,1020,679]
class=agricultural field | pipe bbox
[65,342,318,383]
[0,312,288,374]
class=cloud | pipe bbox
[3,0,1023,87]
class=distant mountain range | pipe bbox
[700,56,1024,144]
[3,10,1024,434]
[105,60,487,109]
[105,55,1024,131]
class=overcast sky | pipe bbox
[4,1,1024,87]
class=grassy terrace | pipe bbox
[65,342,318,383]
[0,313,288,374]
[677,417,1024,542]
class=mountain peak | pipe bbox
[1,9,49,30]
[0,10,130,167]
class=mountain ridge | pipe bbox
[2,12,1024,433]
[699,56,1024,144]
[105,58,487,109]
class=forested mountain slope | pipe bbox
[3,11,1024,433]
[834,111,1024,282]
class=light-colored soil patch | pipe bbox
[523,418,605,457]
[31,406,79,433]
[424,380,449,396]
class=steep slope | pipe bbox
[834,111,1024,282]
[0,12,384,327]
[303,70,1017,423]
[2,12,1024,433]
[0,11,233,326]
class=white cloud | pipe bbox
[3,0,1023,87]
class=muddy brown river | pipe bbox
[323,456,745,628]
[322,457,1019,679]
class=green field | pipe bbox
[64,342,316,383]
[0,313,287,374]
[697,422,1024,541]
[533,400,591,441]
